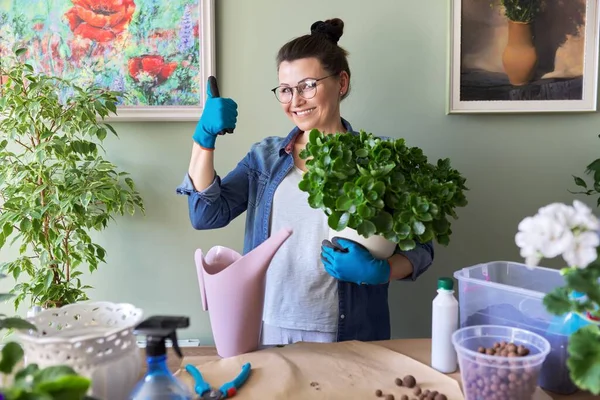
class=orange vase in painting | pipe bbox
[502,20,538,86]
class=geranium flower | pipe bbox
[515,200,599,269]
[64,0,136,43]
[128,55,177,85]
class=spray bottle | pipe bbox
[130,316,193,400]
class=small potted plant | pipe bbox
[298,129,468,259]
[515,200,600,395]
[0,48,145,311]
[0,274,95,400]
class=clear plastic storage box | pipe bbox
[453,260,578,395]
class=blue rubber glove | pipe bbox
[320,237,391,285]
[192,80,238,149]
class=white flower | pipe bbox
[563,230,599,268]
[515,200,600,269]
[515,214,574,267]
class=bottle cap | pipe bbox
[437,277,454,291]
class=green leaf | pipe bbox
[355,148,368,157]
[432,218,449,234]
[0,317,37,331]
[336,195,353,211]
[0,341,24,374]
[328,212,350,231]
[399,239,416,251]
[572,176,587,188]
[567,325,600,395]
[36,375,91,399]
[543,287,572,316]
[412,221,426,235]
[356,220,376,238]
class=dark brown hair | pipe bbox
[276,18,351,100]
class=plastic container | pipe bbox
[453,261,581,394]
[431,277,459,373]
[452,325,551,400]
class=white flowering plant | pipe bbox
[515,200,600,395]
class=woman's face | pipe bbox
[276,57,348,134]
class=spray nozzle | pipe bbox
[134,316,190,359]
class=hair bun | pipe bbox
[310,18,344,44]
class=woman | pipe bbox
[176,18,434,345]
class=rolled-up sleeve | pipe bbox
[176,172,221,204]
[395,241,434,281]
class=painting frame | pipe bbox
[0,0,216,122]
[113,0,215,121]
[447,0,600,114]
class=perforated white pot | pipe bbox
[15,301,144,400]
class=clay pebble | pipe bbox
[384,395,395,400]
[403,375,417,388]
[400,395,409,400]
[395,377,403,386]
[413,386,422,396]
[375,389,383,397]
[434,395,447,400]
[476,341,530,358]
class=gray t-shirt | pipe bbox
[262,167,339,332]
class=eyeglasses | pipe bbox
[271,74,337,104]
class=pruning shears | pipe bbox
[185,362,251,399]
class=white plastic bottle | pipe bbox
[431,277,458,373]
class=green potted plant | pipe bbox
[298,129,468,258]
[0,274,95,400]
[515,200,600,395]
[0,48,145,311]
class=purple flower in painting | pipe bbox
[178,5,194,53]
[111,75,126,105]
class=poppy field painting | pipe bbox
[0,0,215,120]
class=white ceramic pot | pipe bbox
[15,301,144,400]
[329,227,397,260]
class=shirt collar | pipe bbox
[279,118,355,156]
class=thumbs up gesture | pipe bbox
[192,77,238,150]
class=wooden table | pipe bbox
[150,339,595,400]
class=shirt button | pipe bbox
[340,314,345,319]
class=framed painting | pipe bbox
[448,0,600,113]
[0,0,215,121]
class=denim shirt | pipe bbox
[176,118,434,341]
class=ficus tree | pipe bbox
[0,48,144,310]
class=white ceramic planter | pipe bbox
[16,301,144,400]
[329,227,397,260]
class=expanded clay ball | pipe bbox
[375,389,383,397]
[400,395,409,400]
[464,342,538,400]
[403,375,417,388]
[395,377,403,386]
[477,341,530,358]
[413,386,422,396]
[384,395,394,400]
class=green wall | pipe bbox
[2,1,599,344]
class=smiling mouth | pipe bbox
[294,108,315,117]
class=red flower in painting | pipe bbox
[64,0,136,43]
[128,55,178,85]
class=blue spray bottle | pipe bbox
[130,316,193,400]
